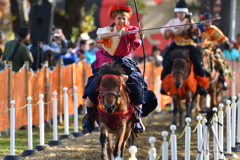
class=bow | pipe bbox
[133,0,146,96]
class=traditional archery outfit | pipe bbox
[160,0,209,95]
[82,5,157,133]
[197,12,229,90]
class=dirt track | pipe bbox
[22,112,239,160]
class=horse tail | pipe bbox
[127,131,135,147]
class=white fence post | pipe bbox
[3,100,21,160]
[197,115,203,160]
[22,97,37,156]
[27,97,33,150]
[218,103,224,159]
[73,86,78,132]
[35,94,46,151]
[237,93,240,146]
[162,131,168,160]
[185,117,191,160]
[226,100,232,154]
[10,100,15,155]
[213,107,218,160]
[129,146,137,160]
[231,96,237,151]
[48,91,63,146]
[149,137,156,160]
[170,125,177,160]
[203,117,209,160]
[71,86,83,137]
[59,87,72,140]
[64,87,69,134]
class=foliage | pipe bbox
[81,4,98,33]
[127,0,147,15]
[70,3,98,44]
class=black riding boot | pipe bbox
[82,106,95,133]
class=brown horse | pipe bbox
[163,49,197,126]
[94,63,135,160]
[196,49,223,111]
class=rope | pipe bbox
[32,100,41,106]
[69,93,74,97]
[191,123,199,133]
[44,99,53,105]
[177,126,187,139]
[0,108,11,113]
[15,104,28,110]
[57,96,64,101]
[145,148,150,160]
[156,142,163,160]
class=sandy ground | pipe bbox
[22,112,240,160]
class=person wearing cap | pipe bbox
[198,12,229,90]
[151,46,162,67]
[3,26,33,72]
[160,0,209,95]
[82,5,157,134]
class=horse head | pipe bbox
[171,49,190,88]
[95,63,125,114]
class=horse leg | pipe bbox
[114,122,126,158]
[120,130,132,158]
[172,94,178,125]
[185,92,192,118]
[178,98,183,127]
[100,123,108,160]
[107,133,114,160]
[211,86,217,109]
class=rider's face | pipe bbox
[115,14,128,28]
[176,12,186,21]
[203,21,212,30]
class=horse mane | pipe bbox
[94,62,125,88]
[170,49,190,61]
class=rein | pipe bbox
[172,60,190,81]
[99,75,121,106]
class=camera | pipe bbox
[199,110,216,125]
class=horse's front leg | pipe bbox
[100,122,108,160]
[185,91,193,118]
[114,121,127,158]
[172,94,178,125]
[120,121,133,158]
[178,98,183,127]
[107,133,114,160]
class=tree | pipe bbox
[10,0,28,34]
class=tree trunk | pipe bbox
[10,0,28,35]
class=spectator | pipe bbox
[3,26,33,72]
[0,30,5,70]
[85,39,96,64]
[222,39,240,61]
[76,39,88,60]
[92,37,102,55]
[28,41,47,71]
[151,46,163,67]
[50,26,68,55]
[236,33,240,53]
[0,30,5,54]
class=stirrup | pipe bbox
[133,118,145,134]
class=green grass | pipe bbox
[0,115,84,159]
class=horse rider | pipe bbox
[82,5,157,133]
[198,12,229,90]
[160,0,209,95]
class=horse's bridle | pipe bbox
[99,75,121,106]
